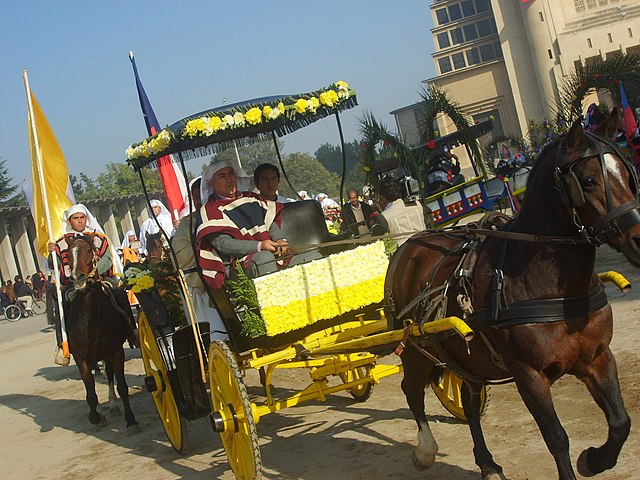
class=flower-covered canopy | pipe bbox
[126,81,357,170]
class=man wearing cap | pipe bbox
[47,204,137,365]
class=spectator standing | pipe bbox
[340,189,374,236]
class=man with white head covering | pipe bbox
[196,157,288,289]
[172,177,227,341]
[139,199,175,256]
[47,203,137,365]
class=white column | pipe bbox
[0,219,19,282]
[9,216,37,277]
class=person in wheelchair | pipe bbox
[13,276,35,317]
[197,158,320,290]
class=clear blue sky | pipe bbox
[1,1,435,188]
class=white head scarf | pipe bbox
[120,229,137,249]
[201,157,252,203]
[149,199,174,233]
[63,204,104,234]
[63,203,123,275]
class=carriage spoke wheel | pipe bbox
[339,364,374,402]
[4,304,21,321]
[138,313,187,454]
[430,369,489,422]
[208,340,262,480]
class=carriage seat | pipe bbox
[279,200,353,256]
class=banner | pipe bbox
[25,88,76,256]
[129,51,188,220]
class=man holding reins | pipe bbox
[47,204,137,365]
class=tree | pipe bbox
[212,139,283,175]
[278,153,341,199]
[0,157,18,205]
[314,141,361,176]
[74,162,165,200]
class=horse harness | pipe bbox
[385,213,611,385]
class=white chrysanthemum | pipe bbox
[233,112,246,126]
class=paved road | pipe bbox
[0,311,53,344]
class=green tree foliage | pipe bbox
[0,157,18,205]
[74,162,164,201]
[277,152,341,199]
[314,141,361,176]
[212,139,283,175]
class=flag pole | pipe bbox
[22,69,69,358]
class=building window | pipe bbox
[574,0,585,11]
[608,32,613,43]
[587,37,592,47]
[548,49,553,59]
[463,23,479,41]
[451,27,464,45]
[477,18,493,37]
[586,0,597,8]
[452,52,466,69]
[436,8,450,25]
[466,48,481,65]
[449,3,463,21]
[494,42,503,58]
[539,12,544,22]
[479,43,496,62]
[474,0,490,13]
[629,28,633,38]
[598,0,608,5]
[574,59,584,75]
[438,56,453,74]
[461,0,476,17]
[437,32,451,49]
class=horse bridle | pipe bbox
[70,236,99,287]
[553,130,640,245]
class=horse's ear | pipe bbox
[562,117,585,152]
[594,107,619,140]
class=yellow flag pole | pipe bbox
[22,70,69,358]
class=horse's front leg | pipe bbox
[400,346,438,470]
[575,347,630,477]
[461,380,506,480]
[513,365,576,480]
[104,361,121,417]
[112,347,140,433]
[77,360,106,426]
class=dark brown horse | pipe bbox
[67,234,140,432]
[388,111,639,480]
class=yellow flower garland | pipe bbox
[126,81,354,160]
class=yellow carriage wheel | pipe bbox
[430,369,489,422]
[138,312,188,454]
[339,364,374,402]
[208,340,262,480]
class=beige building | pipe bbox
[393,0,640,174]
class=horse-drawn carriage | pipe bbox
[124,81,487,479]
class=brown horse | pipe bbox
[388,111,639,480]
[67,234,140,432]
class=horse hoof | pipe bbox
[411,450,435,471]
[577,448,597,477]
[127,423,142,436]
[89,413,107,427]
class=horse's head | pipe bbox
[145,232,166,264]
[552,109,640,264]
[68,235,99,289]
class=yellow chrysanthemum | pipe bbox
[320,90,339,107]
[184,118,206,137]
[277,102,285,113]
[307,97,320,113]
[245,107,263,125]
[210,116,222,132]
[294,99,308,114]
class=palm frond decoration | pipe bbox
[359,111,420,185]
[417,85,486,177]
[557,54,640,124]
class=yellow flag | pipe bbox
[27,88,75,256]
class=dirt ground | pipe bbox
[1,245,638,480]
